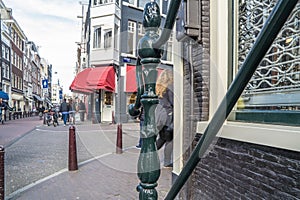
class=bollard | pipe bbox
[68,125,78,171]
[0,146,4,200]
[116,123,122,154]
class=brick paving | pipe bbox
[2,117,172,199]
[0,116,42,147]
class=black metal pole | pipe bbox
[165,1,298,199]
[116,64,123,154]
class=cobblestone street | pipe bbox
[2,118,172,199]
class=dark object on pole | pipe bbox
[116,123,123,154]
[0,146,4,200]
[68,125,78,171]
[165,1,298,199]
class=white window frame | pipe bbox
[93,27,102,49]
[104,29,112,49]
[128,21,136,56]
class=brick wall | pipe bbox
[190,135,300,199]
[179,0,300,199]
[180,0,210,198]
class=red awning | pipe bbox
[86,66,115,92]
[125,65,163,93]
[69,68,93,94]
[69,66,115,94]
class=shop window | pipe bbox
[104,91,113,105]
[230,0,300,126]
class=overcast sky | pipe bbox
[4,0,85,95]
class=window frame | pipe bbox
[229,0,300,126]
[104,29,112,49]
[127,20,136,56]
[93,26,102,49]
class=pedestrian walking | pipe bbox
[155,69,174,168]
[78,100,86,122]
[60,98,69,126]
[68,99,76,125]
[0,98,6,124]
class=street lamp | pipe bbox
[128,0,182,199]
[128,1,165,199]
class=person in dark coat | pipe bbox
[60,98,69,126]
[0,98,6,123]
[78,100,86,122]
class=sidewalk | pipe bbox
[5,120,172,200]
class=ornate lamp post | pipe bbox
[128,0,181,199]
[129,1,162,199]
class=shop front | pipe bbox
[70,66,115,123]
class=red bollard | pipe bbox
[116,123,123,154]
[0,146,4,200]
[68,126,78,171]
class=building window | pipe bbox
[128,0,136,6]
[3,63,9,79]
[162,32,173,62]
[94,0,114,5]
[138,0,161,10]
[5,47,9,60]
[231,0,300,126]
[93,27,101,48]
[114,25,119,49]
[104,29,112,49]
[128,21,136,55]
[1,45,4,60]
[137,23,144,43]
